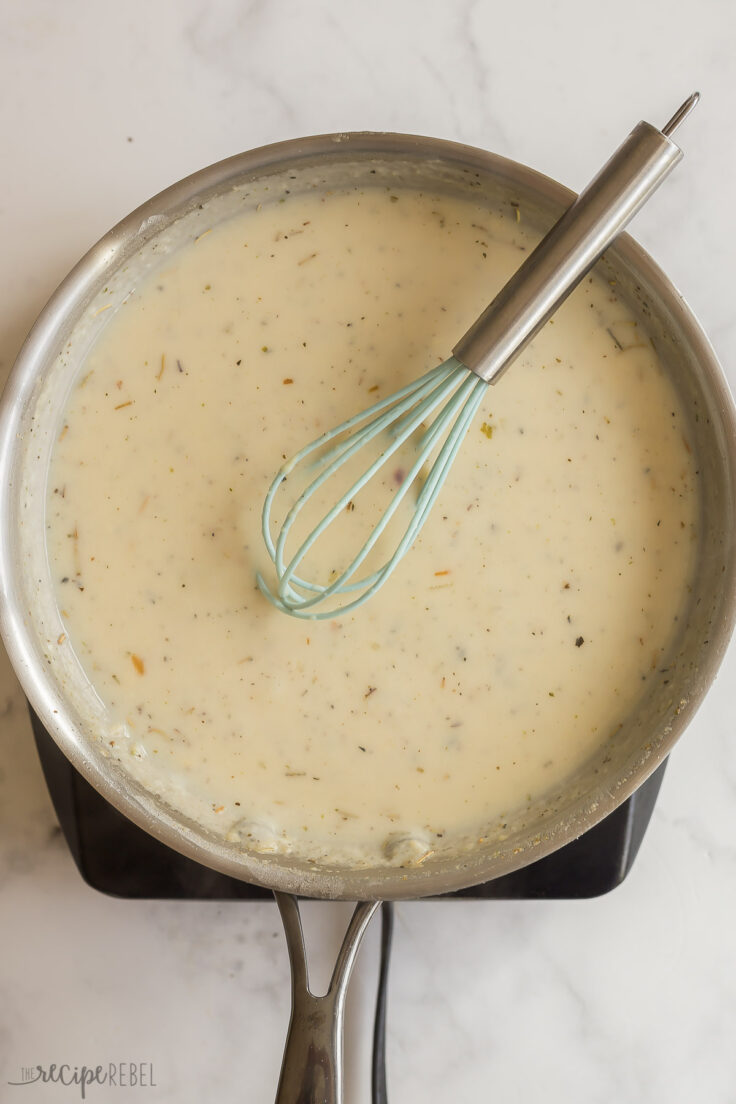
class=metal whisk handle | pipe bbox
[453,92,699,385]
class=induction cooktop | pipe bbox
[30,706,665,900]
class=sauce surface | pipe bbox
[45,185,697,865]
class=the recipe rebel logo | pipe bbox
[7,1062,157,1098]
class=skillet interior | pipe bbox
[1,132,734,900]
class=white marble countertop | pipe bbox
[2,2,736,1101]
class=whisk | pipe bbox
[257,94,698,620]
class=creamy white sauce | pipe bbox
[45,185,697,866]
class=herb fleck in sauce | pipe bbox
[45,186,698,866]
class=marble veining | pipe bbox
[1,1,735,1101]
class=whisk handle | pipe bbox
[453,93,698,385]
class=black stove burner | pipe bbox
[30,707,665,900]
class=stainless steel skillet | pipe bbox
[1,132,735,1102]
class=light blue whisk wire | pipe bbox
[251,104,698,1104]
[256,358,487,620]
[255,96,698,621]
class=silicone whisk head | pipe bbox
[258,95,698,620]
[257,358,487,620]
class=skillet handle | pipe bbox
[274,892,380,1104]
